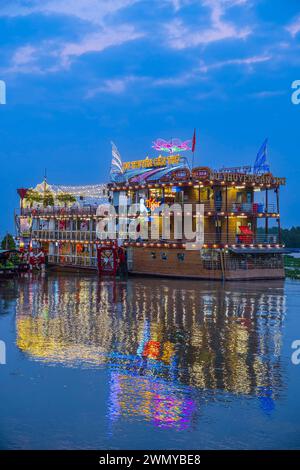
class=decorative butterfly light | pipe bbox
[152,138,192,154]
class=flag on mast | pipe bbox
[253,138,270,174]
[192,128,196,153]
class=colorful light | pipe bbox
[152,138,192,154]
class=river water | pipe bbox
[0,273,299,449]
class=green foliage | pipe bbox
[1,233,16,250]
[25,189,43,207]
[25,189,55,207]
[257,226,300,248]
[285,268,300,280]
[42,190,54,207]
[281,227,300,248]
[284,255,300,279]
[56,193,76,205]
[284,255,300,268]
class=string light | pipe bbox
[34,181,108,198]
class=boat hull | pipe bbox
[127,247,285,281]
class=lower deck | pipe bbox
[47,246,285,281]
[127,247,285,281]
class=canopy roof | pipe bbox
[0,249,20,255]
[33,182,107,199]
[229,247,291,255]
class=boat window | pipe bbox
[177,253,185,262]
[161,252,168,261]
[150,251,156,259]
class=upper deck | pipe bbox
[109,165,285,190]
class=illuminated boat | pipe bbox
[15,139,289,280]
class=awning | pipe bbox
[229,247,292,255]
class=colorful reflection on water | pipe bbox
[1,274,299,449]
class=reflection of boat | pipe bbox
[15,275,286,428]
[109,371,196,430]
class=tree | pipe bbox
[1,233,16,250]
[257,226,300,248]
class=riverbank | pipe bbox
[284,255,300,279]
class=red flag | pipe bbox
[17,188,28,199]
[192,129,196,153]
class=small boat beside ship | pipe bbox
[0,249,30,278]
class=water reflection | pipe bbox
[15,274,286,430]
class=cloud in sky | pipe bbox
[0,0,298,90]
[4,44,45,74]
[198,54,272,73]
[0,0,300,228]
[0,0,256,78]
[86,75,144,97]
[165,0,251,49]
[12,45,36,65]
[83,52,273,98]
[2,25,143,74]
[0,0,139,25]
[249,90,286,99]
[1,1,143,72]
[287,15,300,37]
[59,25,143,68]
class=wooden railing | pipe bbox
[32,230,97,241]
[32,229,278,245]
[48,254,97,267]
[22,206,98,216]
[22,201,278,217]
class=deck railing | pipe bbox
[32,230,97,241]
[225,253,284,270]
[47,254,97,267]
[22,201,278,217]
[32,229,278,245]
[22,206,98,217]
[184,201,277,214]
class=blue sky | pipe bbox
[0,0,300,235]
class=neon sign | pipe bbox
[122,155,180,171]
[146,197,161,211]
[152,138,192,154]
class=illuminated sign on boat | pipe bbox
[152,138,192,154]
[146,197,161,211]
[172,168,190,181]
[122,155,180,171]
[192,167,210,180]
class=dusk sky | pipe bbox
[0,0,299,235]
